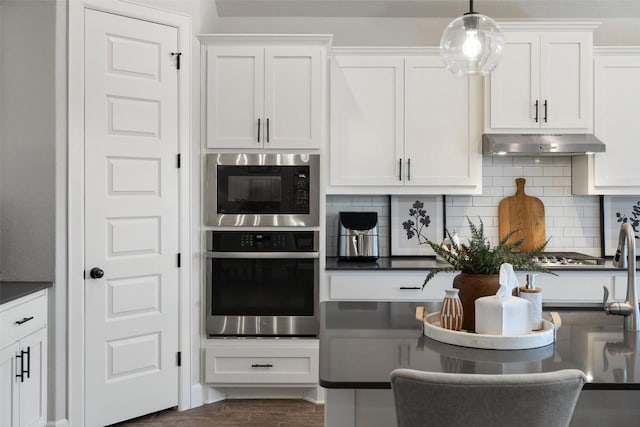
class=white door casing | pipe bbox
[84,9,179,427]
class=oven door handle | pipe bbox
[207,252,319,259]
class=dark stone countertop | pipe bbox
[0,281,52,305]
[319,300,640,390]
[326,257,634,272]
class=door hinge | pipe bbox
[177,351,182,367]
[171,52,182,70]
[177,153,181,168]
[177,253,181,268]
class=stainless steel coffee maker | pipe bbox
[338,212,379,261]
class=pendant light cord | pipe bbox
[465,0,475,15]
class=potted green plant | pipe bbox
[403,209,552,331]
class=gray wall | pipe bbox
[0,0,56,282]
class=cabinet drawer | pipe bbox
[328,274,449,301]
[0,292,47,348]
[205,344,318,384]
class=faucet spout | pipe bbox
[607,223,639,331]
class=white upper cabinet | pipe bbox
[486,23,596,132]
[330,55,404,187]
[573,48,640,195]
[330,49,482,195]
[201,35,331,150]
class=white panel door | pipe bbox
[405,57,480,189]
[488,32,540,129]
[0,343,18,427]
[84,9,179,427]
[264,47,322,149]
[330,56,404,186]
[206,46,264,149]
[540,33,590,129]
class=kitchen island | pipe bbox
[320,301,640,427]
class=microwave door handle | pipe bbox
[207,252,319,259]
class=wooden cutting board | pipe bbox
[498,178,546,252]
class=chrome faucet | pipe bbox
[603,223,639,331]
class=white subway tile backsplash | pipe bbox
[326,156,601,256]
[523,167,544,177]
[553,177,572,187]
[532,176,554,186]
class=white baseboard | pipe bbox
[203,385,325,404]
[46,419,69,427]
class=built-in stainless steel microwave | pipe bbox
[205,153,320,227]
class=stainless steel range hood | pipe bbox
[482,134,606,156]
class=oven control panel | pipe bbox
[209,231,317,252]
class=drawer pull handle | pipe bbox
[399,286,421,290]
[15,316,34,325]
[251,363,273,368]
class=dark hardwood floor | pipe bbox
[112,399,324,427]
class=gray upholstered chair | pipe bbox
[390,368,586,427]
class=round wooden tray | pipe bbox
[423,311,557,350]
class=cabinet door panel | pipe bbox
[489,32,540,129]
[206,46,264,148]
[264,47,321,149]
[405,57,480,189]
[17,328,46,427]
[592,55,640,191]
[330,56,404,186]
[0,343,19,427]
[540,33,590,129]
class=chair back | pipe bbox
[390,368,586,427]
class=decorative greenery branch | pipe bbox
[403,210,554,289]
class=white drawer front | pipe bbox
[205,346,318,384]
[328,274,450,301]
[0,293,47,347]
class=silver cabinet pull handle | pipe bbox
[266,118,270,143]
[407,158,411,181]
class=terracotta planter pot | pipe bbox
[452,273,500,332]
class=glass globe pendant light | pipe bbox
[440,0,504,76]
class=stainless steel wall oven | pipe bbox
[205,230,319,337]
[205,153,319,227]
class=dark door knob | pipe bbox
[89,267,104,279]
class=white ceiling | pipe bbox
[213,0,640,18]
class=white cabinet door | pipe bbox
[573,53,640,195]
[206,46,264,149]
[330,56,404,186]
[405,57,481,190]
[540,33,590,129]
[17,328,46,427]
[206,44,324,150]
[487,31,590,131]
[265,47,322,149]
[488,32,540,129]
[0,343,19,427]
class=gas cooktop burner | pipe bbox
[532,252,604,267]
